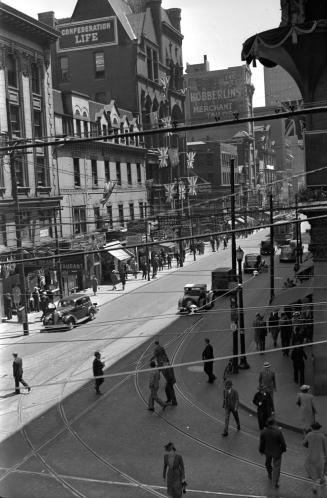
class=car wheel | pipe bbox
[66,318,75,330]
[89,310,95,321]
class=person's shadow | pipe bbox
[0,392,17,399]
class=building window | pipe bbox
[116,162,121,185]
[129,203,134,221]
[62,117,74,136]
[136,163,142,183]
[127,163,132,185]
[94,52,105,78]
[31,63,41,94]
[73,206,87,234]
[20,211,31,241]
[33,110,43,139]
[9,104,21,138]
[73,158,81,187]
[91,159,98,186]
[15,154,25,187]
[39,209,53,238]
[153,51,159,81]
[107,205,113,229]
[139,201,144,219]
[83,120,88,138]
[104,160,110,182]
[94,207,101,230]
[76,119,82,137]
[36,156,46,186]
[146,47,153,80]
[7,54,17,87]
[118,204,124,226]
[0,215,7,246]
[59,56,69,82]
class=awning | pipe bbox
[271,279,313,309]
[107,249,131,261]
[159,242,177,250]
[236,217,245,224]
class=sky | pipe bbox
[3,0,281,106]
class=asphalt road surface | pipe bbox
[0,230,320,498]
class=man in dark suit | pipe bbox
[162,361,177,406]
[222,380,240,437]
[259,417,287,489]
[151,340,169,367]
[202,338,216,383]
[93,351,105,395]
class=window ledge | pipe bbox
[17,187,30,195]
[36,186,51,195]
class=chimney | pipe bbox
[167,8,181,32]
[38,11,56,28]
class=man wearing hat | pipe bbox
[12,353,30,394]
[296,385,317,434]
[222,380,240,437]
[303,422,327,495]
[253,385,274,430]
[259,417,287,489]
[93,351,105,394]
[259,362,276,408]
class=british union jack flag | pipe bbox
[164,183,175,201]
[186,151,196,169]
[188,176,198,196]
[158,147,169,168]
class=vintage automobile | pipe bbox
[211,267,235,295]
[42,293,98,331]
[178,283,214,313]
[260,239,275,255]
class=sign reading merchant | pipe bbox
[188,67,249,122]
[58,16,117,51]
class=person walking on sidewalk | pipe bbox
[148,361,167,411]
[303,422,327,495]
[119,268,126,291]
[162,361,177,406]
[163,442,186,498]
[92,275,98,296]
[222,380,241,437]
[291,341,307,385]
[93,351,105,395]
[167,254,172,269]
[202,338,216,383]
[253,313,267,352]
[259,362,276,409]
[259,417,287,489]
[4,293,13,320]
[253,385,274,430]
[268,310,280,348]
[12,353,30,394]
[111,269,118,290]
[32,287,40,313]
[151,340,170,366]
[296,385,317,434]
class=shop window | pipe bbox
[118,204,124,225]
[94,52,105,78]
[127,163,132,185]
[59,56,69,82]
[91,159,98,186]
[104,160,110,182]
[36,155,47,186]
[7,54,17,88]
[73,158,81,187]
[129,203,134,221]
[107,205,113,229]
[139,202,144,219]
[94,207,101,230]
[31,63,41,94]
[9,104,21,139]
[116,161,121,185]
[73,206,87,234]
[33,110,43,139]
[136,163,142,184]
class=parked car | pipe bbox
[243,253,262,273]
[279,244,297,262]
[260,239,275,255]
[178,283,214,312]
[42,294,98,331]
[211,267,235,295]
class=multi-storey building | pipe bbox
[53,90,147,292]
[39,0,185,215]
[0,3,61,315]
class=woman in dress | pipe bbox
[296,385,317,434]
[163,442,186,498]
[303,422,327,495]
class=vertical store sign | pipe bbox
[57,17,118,52]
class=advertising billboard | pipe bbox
[57,16,117,52]
[188,67,247,122]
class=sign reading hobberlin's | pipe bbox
[58,17,117,51]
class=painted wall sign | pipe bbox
[58,16,117,52]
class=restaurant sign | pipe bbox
[58,17,117,52]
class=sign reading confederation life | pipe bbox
[58,16,117,51]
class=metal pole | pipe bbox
[269,193,275,304]
[238,259,249,369]
[230,292,239,374]
[295,193,300,265]
[230,158,237,278]
[9,151,29,335]
[145,203,150,281]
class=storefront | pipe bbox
[102,241,134,283]
[61,256,85,295]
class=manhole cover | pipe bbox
[187,366,203,372]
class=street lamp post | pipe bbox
[236,246,250,370]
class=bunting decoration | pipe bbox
[164,183,176,201]
[100,180,116,205]
[186,151,196,169]
[188,176,198,196]
[161,116,172,137]
[168,147,179,167]
[178,181,186,200]
[158,147,169,168]
[160,75,170,95]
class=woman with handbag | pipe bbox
[163,442,186,497]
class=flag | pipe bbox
[188,176,198,196]
[158,147,169,168]
[100,181,116,205]
[186,151,196,169]
[160,75,170,94]
[179,181,186,200]
[168,147,179,167]
[164,183,175,201]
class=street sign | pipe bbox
[230,322,237,331]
